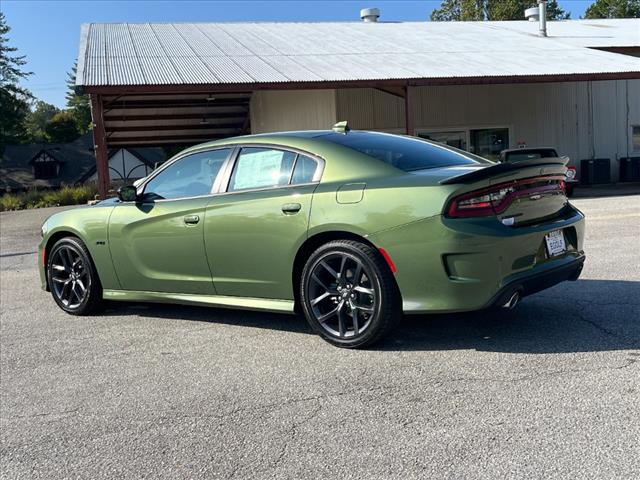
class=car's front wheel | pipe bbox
[300,240,401,348]
[47,237,103,315]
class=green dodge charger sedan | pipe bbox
[39,126,585,348]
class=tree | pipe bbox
[431,0,570,21]
[488,0,570,20]
[0,12,32,152]
[584,0,640,18]
[542,0,572,19]
[66,62,92,134]
[431,0,484,21]
[24,100,59,143]
[44,111,80,143]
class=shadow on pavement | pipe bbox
[384,279,640,353]
[107,301,314,336]
[105,279,640,354]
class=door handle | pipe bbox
[184,214,200,225]
[281,203,302,214]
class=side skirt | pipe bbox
[102,289,296,314]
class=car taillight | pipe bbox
[566,166,576,180]
[446,175,565,218]
[448,186,515,217]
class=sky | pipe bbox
[3,0,593,108]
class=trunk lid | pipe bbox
[441,157,569,225]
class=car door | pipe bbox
[108,148,232,295]
[203,146,323,299]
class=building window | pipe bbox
[418,130,467,150]
[633,126,640,152]
[470,128,509,161]
[417,127,510,161]
[33,162,58,179]
[32,152,59,179]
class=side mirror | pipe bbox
[117,185,138,202]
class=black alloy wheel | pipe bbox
[47,237,102,315]
[300,240,401,348]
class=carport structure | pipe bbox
[76,20,640,198]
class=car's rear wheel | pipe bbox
[300,240,401,348]
[47,237,103,315]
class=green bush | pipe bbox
[23,189,45,208]
[0,185,99,212]
[70,185,98,205]
[0,194,23,211]
[55,187,76,206]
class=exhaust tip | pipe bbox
[502,291,521,310]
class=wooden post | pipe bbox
[404,84,415,136]
[90,94,110,199]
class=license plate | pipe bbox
[545,229,566,257]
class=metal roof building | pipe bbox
[77,19,640,87]
[75,18,640,197]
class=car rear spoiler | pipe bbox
[440,157,569,185]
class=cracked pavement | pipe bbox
[1,196,639,479]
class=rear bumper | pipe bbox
[488,253,584,309]
[369,204,585,314]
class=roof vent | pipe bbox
[524,6,539,21]
[538,0,548,37]
[360,8,380,22]
[526,1,548,36]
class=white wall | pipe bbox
[336,80,640,181]
[335,88,405,133]
[88,149,152,182]
[250,89,337,133]
[248,80,639,182]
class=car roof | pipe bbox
[177,130,402,157]
[175,130,405,182]
[176,130,331,155]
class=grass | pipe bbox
[0,186,99,212]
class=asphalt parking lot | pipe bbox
[1,196,639,479]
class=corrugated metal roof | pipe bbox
[483,18,640,47]
[77,19,640,87]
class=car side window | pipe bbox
[291,154,318,184]
[143,149,230,200]
[228,148,297,192]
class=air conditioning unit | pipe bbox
[580,158,611,185]
[619,157,640,182]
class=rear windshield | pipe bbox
[322,131,489,172]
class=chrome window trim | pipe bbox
[127,181,320,205]
[212,181,321,198]
[124,142,325,204]
[287,154,301,185]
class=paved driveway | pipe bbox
[1,198,639,479]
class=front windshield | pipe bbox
[322,131,490,171]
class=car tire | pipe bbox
[300,240,402,348]
[47,237,103,315]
